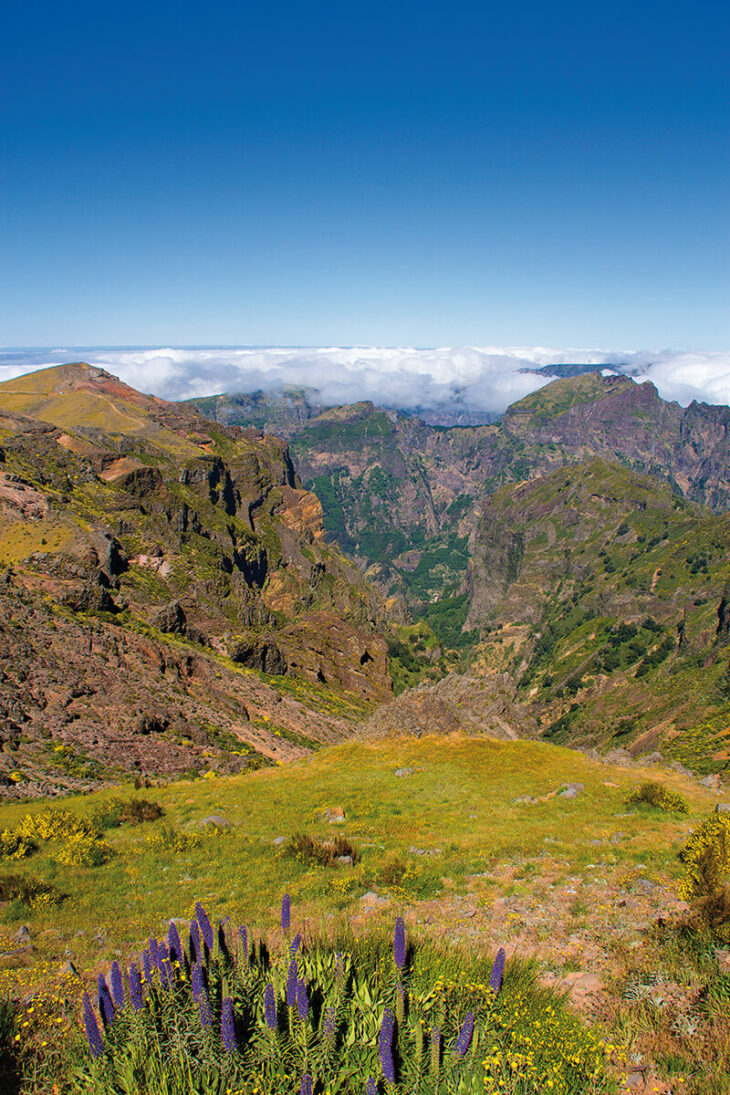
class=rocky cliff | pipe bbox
[0,364,392,795]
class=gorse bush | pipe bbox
[680,813,730,927]
[63,895,616,1095]
[626,781,689,814]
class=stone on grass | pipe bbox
[199,815,231,830]
[13,925,31,944]
[273,835,287,846]
[335,855,353,866]
[326,806,346,824]
[716,803,730,815]
[512,795,537,805]
[394,767,414,778]
[701,773,721,791]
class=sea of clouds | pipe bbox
[1,346,729,416]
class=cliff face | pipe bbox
[0,364,391,795]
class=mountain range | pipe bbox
[1,362,730,795]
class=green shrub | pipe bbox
[283,832,359,866]
[626,781,689,814]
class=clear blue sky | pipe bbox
[3,0,728,348]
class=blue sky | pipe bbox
[3,0,729,348]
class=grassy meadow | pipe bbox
[0,734,727,1093]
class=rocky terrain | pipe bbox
[0,364,391,795]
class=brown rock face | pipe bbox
[0,364,394,793]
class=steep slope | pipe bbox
[0,364,392,796]
[466,459,730,772]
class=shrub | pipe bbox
[626,781,689,814]
[680,814,730,909]
[144,826,203,853]
[0,828,36,860]
[283,832,359,867]
[90,797,164,830]
[0,873,64,908]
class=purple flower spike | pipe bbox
[97,974,115,1028]
[290,932,302,956]
[489,947,506,994]
[237,925,248,964]
[191,962,205,1001]
[378,1008,396,1084]
[110,960,125,1009]
[82,992,103,1058]
[221,997,238,1053]
[189,919,201,963]
[286,958,298,1006]
[148,937,159,965]
[168,921,183,965]
[454,1012,474,1058]
[195,902,214,950]
[157,941,173,988]
[300,1075,313,1095]
[366,1080,377,1095]
[264,983,278,1031]
[198,993,213,1028]
[142,949,153,983]
[281,893,291,935]
[129,962,143,1011]
[296,978,309,1021]
[394,917,406,970]
[324,1005,337,1040]
[430,1027,441,1077]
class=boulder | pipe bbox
[394,767,414,778]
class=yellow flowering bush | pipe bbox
[679,812,730,901]
[144,826,203,853]
[0,827,36,860]
[56,831,114,867]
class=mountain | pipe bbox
[0,364,392,796]
[191,374,730,635]
[466,458,730,772]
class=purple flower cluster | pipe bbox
[195,902,214,951]
[490,947,506,994]
[296,978,309,1021]
[129,961,143,1011]
[393,917,406,970]
[430,1027,441,1077]
[454,1012,474,1058]
[221,997,238,1053]
[290,931,302,956]
[168,921,183,965]
[82,992,103,1058]
[189,919,201,963]
[142,949,153,983]
[281,893,291,935]
[110,961,125,1009]
[237,925,248,964]
[97,974,115,1028]
[191,965,212,1027]
[300,1075,313,1095]
[366,1079,377,1095]
[264,983,278,1031]
[378,1008,395,1084]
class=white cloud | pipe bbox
[1,345,729,415]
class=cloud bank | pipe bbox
[1,346,729,417]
